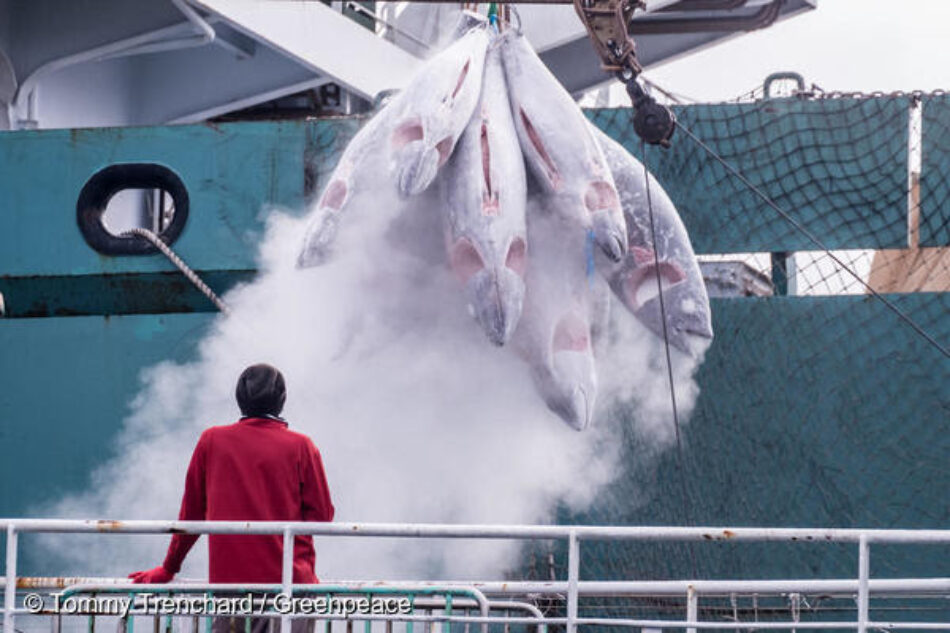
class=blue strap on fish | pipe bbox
[488,3,499,30]
[585,228,596,288]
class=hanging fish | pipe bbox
[295,14,711,430]
[500,29,628,263]
[298,15,489,268]
[588,262,612,359]
[441,41,528,346]
[388,22,490,196]
[297,114,389,268]
[592,125,713,357]
[513,201,599,431]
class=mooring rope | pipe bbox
[122,227,231,314]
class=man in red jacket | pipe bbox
[129,363,335,631]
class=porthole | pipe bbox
[77,164,189,255]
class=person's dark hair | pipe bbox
[236,364,286,417]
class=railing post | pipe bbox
[566,531,579,633]
[857,534,869,633]
[4,525,18,633]
[444,593,453,633]
[685,585,697,633]
[789,592,800,633]
[282,527,294,633]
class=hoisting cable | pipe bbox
[573,0,676,146]
[641,139,699,579]
[673,121,950,360]
[506,5,523,32]
[122,227,231,315]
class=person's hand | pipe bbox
[128,566,174,584]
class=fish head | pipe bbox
[452,237,527,346]
[297,211,340,268]
[635,282,713,357]
[613,253,713,356]
[388,26,487,196]
[466,266,526,346]
[543,311,597,431]
[585,180,627,262]
[391,117,443,196]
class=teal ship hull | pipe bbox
[1,99,947,585]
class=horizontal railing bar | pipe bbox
[475,579,950,595]
[330,579,950,596]
[577,619,950,630]
[9,578,950,597]
[17,604,546,620]
[480,600,546,618]
[51,584,484,597]
[13,610,948,631]
[3,520,950,544]
[413,597,544,618]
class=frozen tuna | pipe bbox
[296,17,711,430]
[513,201,599,431]
[298,114,389,268]
[500,30,627,263]
[592,125,713,356]
[298,17,489,268]
[388,23,490,196]
[441,42,528,346]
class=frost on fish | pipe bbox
[500,30,627,263]
[441,43,527,346]
[295,19,710,430]
[592,125,713,357]
[387,23,490,196]
[298,17,488,268]
[298,114,388,268]
[513,201,599,431]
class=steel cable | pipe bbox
[640,139,699,579]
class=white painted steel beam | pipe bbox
[6,577,950,595]
[165,75,334,124]
[191,0,421,99]
[3,519,949,544]
[132,42,331,124]
[280,528,293,633]
[566,532,579,633]
[3,526,16,633]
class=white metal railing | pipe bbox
[2,520,950,633]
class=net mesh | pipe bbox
[513,90,950,626]
[297,87,950,627]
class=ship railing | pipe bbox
[3,580,543,633]
[2,520,950,633]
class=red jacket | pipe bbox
[161,417,335,583]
